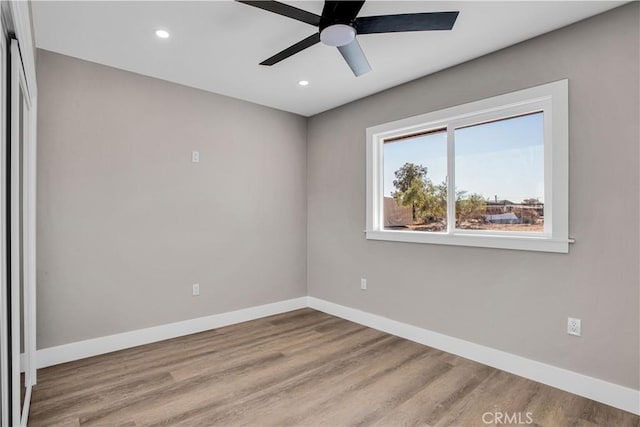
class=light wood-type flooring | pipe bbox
[29,309,639,426]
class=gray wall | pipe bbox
[307,3,639,390]
[37,50,307,349]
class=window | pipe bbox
[366,80,569,252]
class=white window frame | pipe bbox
[366,80,569,253]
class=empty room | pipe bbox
[0,0,638,425]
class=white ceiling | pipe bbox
[32,1,624,116]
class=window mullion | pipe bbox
[446,126,456,234]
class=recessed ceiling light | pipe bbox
[155,29,170,39]
[298,80,309,86]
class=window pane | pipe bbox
[383,129,447,232]
[454,112,544,232]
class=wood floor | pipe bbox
[29,309,639,426]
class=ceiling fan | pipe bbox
[236,1,459,77]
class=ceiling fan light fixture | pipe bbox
[320,24,356,47]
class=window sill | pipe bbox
[365,230,570,253]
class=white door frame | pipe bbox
[26,44,38,407]
[0,2,37,425]
[10,38,36,427]
[0,18,9,427]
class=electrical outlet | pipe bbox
[192,283,200,296]
[191,150,200,163]
[567,317,581,336]
[360,278,367,290]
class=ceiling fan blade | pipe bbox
[260,33,321,66]
[236,1,321,26]
[321,1,366,25]
[356,12,459,34]
[337,38,371,77]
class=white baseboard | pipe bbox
[36,297,307,369]
[307,297,640,416]
[35,295,639,416]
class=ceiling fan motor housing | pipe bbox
[319,9,358,47]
